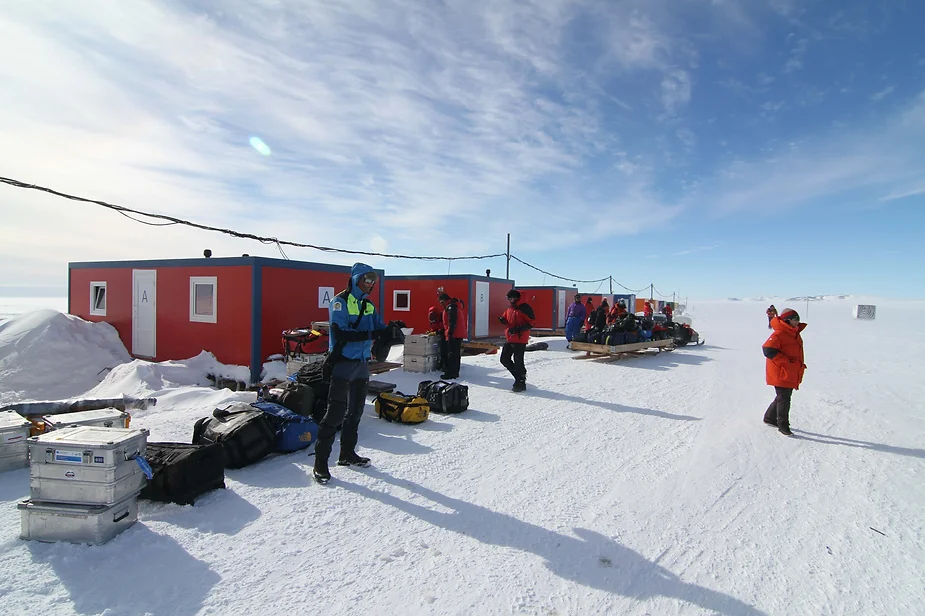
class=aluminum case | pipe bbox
[28,426,148,505]
[42,408,131,431]
[0,410,32,472]
[19,493,139,545]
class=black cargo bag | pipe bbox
[417,380,469,414]
[140,442,226,505]
[192,402,277,469]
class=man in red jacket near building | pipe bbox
[498,289,535,392]
[762,308,807,436]
[438,292,464,380]
[427,304,447,372]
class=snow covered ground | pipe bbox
[0,297,923,616]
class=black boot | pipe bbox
[313,460,331,484]
[512,380,526,392]
[337,451,371,467]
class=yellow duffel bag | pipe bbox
[374,392,429,424]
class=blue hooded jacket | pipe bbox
[328,263,386,361]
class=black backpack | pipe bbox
[417,380,469,414]
[140,442,226,505]
[192,403,276,469]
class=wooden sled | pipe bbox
[568,339,675,361]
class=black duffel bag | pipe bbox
[140,442,226,505]
[192,402,276,469]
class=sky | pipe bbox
[1,0,924,300]
[2,298,924,614]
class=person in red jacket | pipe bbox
[584,298,595,330]
[427,304,446,371]
[766,304,778,329]
[438,292,465,380]
[662,303,673,322]
[762,308,807,436]
[643,301,653,318]
[498,289,535,392]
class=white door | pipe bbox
[475,281,490,338]
[132,270,156,358]
[557,290,568,328]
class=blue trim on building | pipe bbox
[68,256,354,273]
[250,263,263,385]
[384,274,514,285]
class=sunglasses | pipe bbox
[361,273,378,285]
[786,316,800,323]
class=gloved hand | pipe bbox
[499,316,508,325]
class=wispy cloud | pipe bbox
[699,91,925,214]
[784,37,809,73]
[672,245,720,256]
[871,85,896,101]
[0,0,711,284]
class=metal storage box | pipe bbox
[404,334,441,357]
[28,426,149,505]
[403,354,440,373]
[42,408,131,432]
[0,411,32,472]
[19,493,139,545]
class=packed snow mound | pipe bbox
[85,350,252,401]
[0,310,131,405]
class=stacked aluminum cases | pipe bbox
[403,333,441,373]
[41,408,131,432]
[19,426,149,544]
[0,411,32,472]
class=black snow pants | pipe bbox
[764,386,793,429]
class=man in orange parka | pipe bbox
[762,308,806,436]
[498,289,535,392]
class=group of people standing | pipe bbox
[563,295,673,342]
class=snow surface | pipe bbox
[1,297,924,616]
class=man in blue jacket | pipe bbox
[313,263,387,484]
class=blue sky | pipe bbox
[1,0,923,299]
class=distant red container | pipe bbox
[515,286,575,330]
[382,274,514,339]
[69,257,383,384]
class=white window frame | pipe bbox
[393,289,411,312]
[90,281,107,316]
[190,276,218,323]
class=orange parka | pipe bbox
[762,317,807,389]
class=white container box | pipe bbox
[19,493,139,545]
[404,334,441,357]
[42,409,131,431]
[403,354,440,373]
[0,410,32,472]
[28,426,148,505]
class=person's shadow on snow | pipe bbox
[28,524,219,616]
[341,471,765,616]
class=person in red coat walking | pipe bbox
[643,301,654,318]
[762,308,807,436]
[498,289,535,391]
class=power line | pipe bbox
[0,176,505,262]
[509,255,609,284]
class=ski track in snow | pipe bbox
[0,298,923,615]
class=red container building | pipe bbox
[382,274,514,339]
[515,286,575,330]
[68,257,383,384]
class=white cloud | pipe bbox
[661,70,692,114]
[871,85,896,101]
[0,0,715,288]
[784,37,809,73]
[697,91,925,214]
